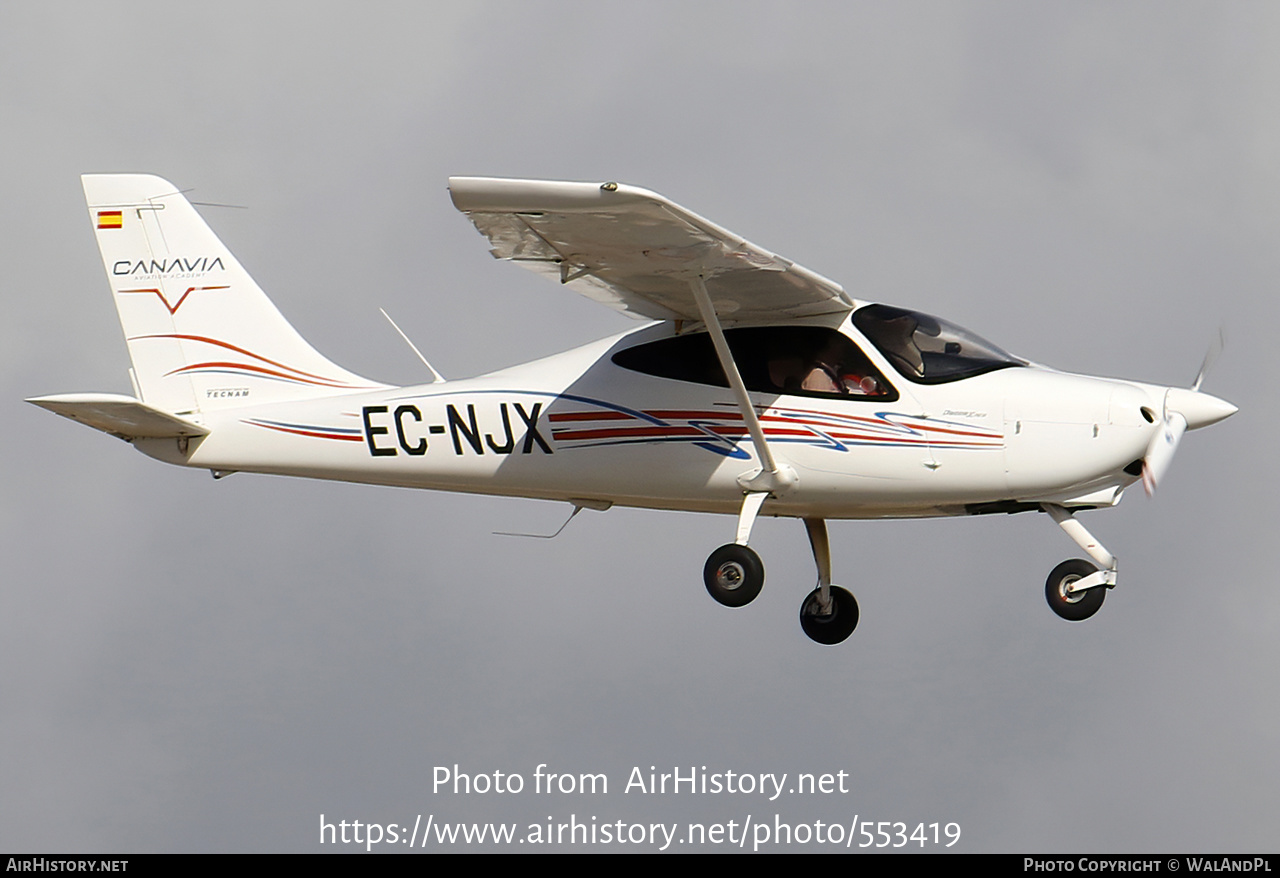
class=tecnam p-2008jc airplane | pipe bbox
[30,174,1236,644]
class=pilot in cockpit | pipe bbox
[798,337,883,397]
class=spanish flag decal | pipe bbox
[97,210,123,230]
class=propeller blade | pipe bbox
[1141,410,1188,496]
[1192,328,1225,392]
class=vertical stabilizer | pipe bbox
[82,174,385,414]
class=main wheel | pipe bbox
[799,586,859,644]
[1045,559,1106,621]
[703,544,764,607]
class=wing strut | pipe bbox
[689,275,798,519]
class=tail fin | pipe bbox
[82,174,385,414]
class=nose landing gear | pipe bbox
[1041,504,1116,622]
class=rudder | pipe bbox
[82,174,385,414]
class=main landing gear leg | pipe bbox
[689,272,802,615]
[798,518,859,644]
[1041,503,1116,621]
[703,492,768,607]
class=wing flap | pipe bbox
[26,393,208,440]
[449,177,853,323]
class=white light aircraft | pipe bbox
[30,175,1237,644]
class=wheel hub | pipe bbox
[716,562,745,590]
[1060,575,1084,603]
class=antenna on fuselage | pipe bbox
[379,308,446,383]
[493,500,613,539]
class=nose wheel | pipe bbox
[1045,559,1106,621]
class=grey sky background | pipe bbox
[3,1,1277,853]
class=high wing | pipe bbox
[448,177,854,323]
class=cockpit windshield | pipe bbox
[852,304,1025,384]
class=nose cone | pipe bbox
[1164,387,1238,430]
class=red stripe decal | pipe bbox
[168,361,357,388]
[119,286,229,315]
[548,411,634,422]
[131,333,375,387]
[247,421,364,441]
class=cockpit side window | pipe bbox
[611,326,898,402]
[852,304,1025,384]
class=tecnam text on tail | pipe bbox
[30,175,1237,644]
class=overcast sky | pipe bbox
[3,1,1277,853]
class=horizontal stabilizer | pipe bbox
[26,393,208,441]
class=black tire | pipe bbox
[1045,559,1106,621]
[799,586,859,644]
[703,544,765,607]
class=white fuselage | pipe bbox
[136,316,1167,521]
